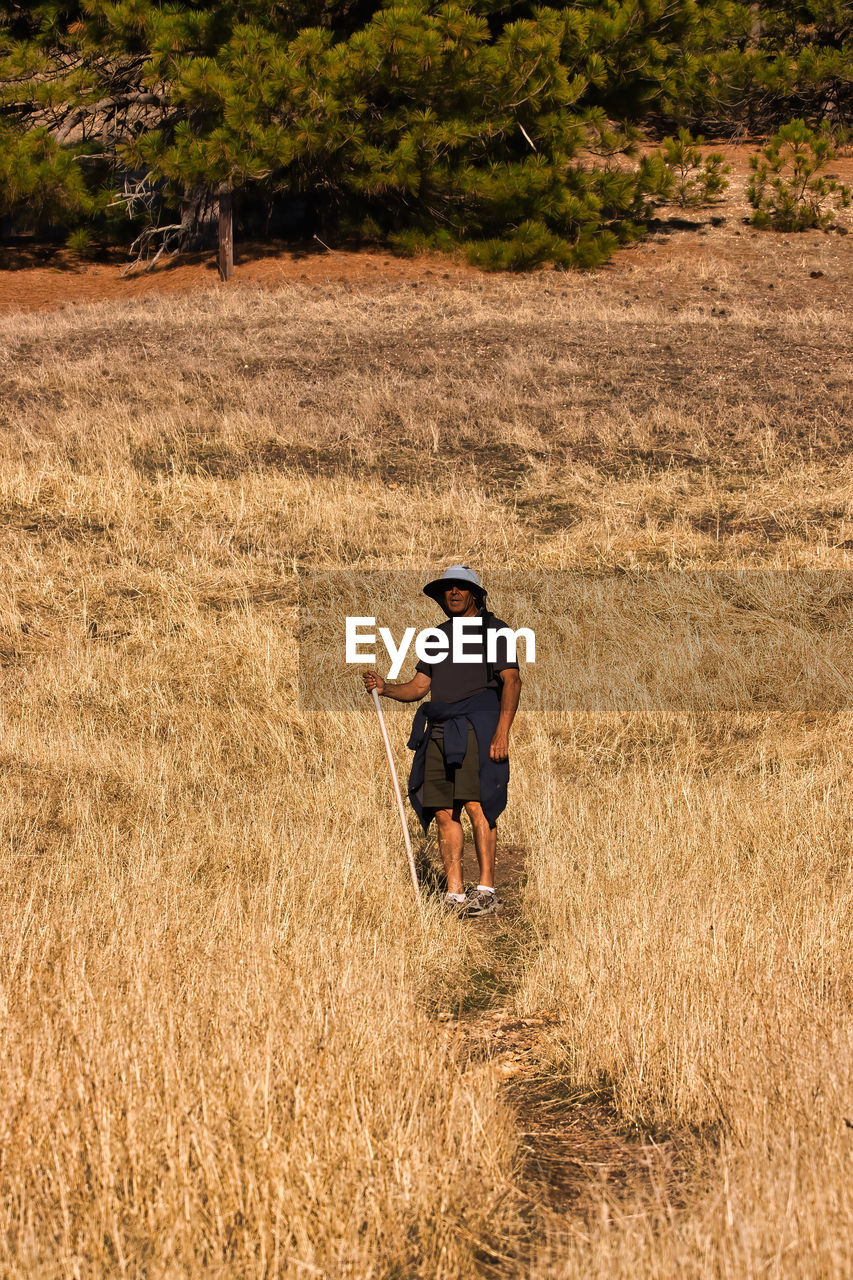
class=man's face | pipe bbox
[442,584,477,615]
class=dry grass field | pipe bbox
[1,193,853,1276]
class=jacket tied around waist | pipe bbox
[407,690,509,830]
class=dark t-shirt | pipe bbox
[415,611,519,737]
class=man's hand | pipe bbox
[490,727,510,762]
[363,672,429,703]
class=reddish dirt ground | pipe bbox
[0,239,478,313]
[1,147,850,315]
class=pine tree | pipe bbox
[1,1,358,258]
[322,3,674,266]
[31,0,853,267]
[747,117,851,227]
[685,0,853,131]
[1,0,673,267]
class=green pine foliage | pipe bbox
[1,0,679,267]
[1,0,850,267]
[687,0,853,133]
[327,5,667,265]
[0,124,94,224]
[747,117,852,228]
[565,0,702,121]
[66,225,95,254]
[660,128,731,205]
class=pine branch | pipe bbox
[54,91,166,144]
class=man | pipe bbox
[363,565,522,916]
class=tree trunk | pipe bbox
[218,185,234,281]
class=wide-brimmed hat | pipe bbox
[423,564,487,605]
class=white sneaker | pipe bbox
[464,887,501,917]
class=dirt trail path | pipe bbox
[441,844,688,1267]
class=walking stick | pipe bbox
[372,688,422,907]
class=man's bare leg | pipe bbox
[435,805,465,895]
[463,801,496,889]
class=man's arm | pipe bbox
[363,670,431,703]
[489,669,521,761]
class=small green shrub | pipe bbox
[354,215,384,243]
[389,227,459,257]
[462,220,620,272]
[660,129,731,207]
[66,227,95,255]
[465,221,573,271]
[570,228,619,268]
[747,120,851,231]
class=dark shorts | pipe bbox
[422,728,480,809]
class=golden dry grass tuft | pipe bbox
[1,260,852,1275]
